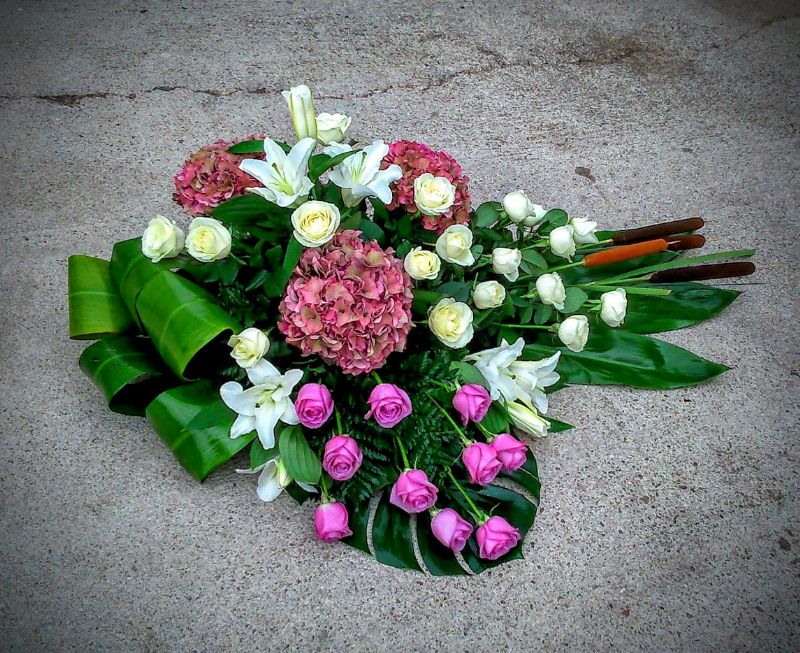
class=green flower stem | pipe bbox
[475,420,496,439]
[395,437,411,469]
[499,323,557,331]
[447,468,487,522]
[335,408,344,435]
[372,371,384,385]
[577,284,672,296]
[320,473,331,502]
[426,393,471,446]
[547,260,584,273]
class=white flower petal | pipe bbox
[296,481,319,493]
[263,137,288,164]
[286,137,316,175]
[220,382,257,417]
[254,405,282,449]
[281,399,300,425]
[239,159,276,186]
[247,359,281,385]
[256,460,284,502]
[230,414,256,439]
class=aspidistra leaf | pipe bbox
[68,255,134,339]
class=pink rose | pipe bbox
[389,469,438,513]
[452,384,491,426]
[313,502,353,542]
[462,442,502,485]
[364,383,412,428]
[322,435,363,481]
[430,508,473,552]
[491,433,528,472]
[476,515,521,560]
[295,383,334,429]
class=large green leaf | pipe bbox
[211,194,290,229]
[416,511,470,576]
[278,426,322,484]
[308,149,358,182]
[109,238,179,328]
[524,325,728,389]
[78,335,169,416]
[136,271,241,380]
[146,380,255,481]
[263,236,303,297]
[620,282,741,334]
[68,255,134,339]
[371,493,422,571]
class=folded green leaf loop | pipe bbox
[278,425,321,484]
[146,380,255,481]
[136,271,241,381]
[78,335,169,416]
[68,255,134,339]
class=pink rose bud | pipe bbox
[313,502,353,542]
[430,508,473,552]
[322,434,363,481]
[452,384,491,426]
[476,515,521,560]
[462,442,503,485]
[364,383,412,428]
[389,469,438,513]
[490,433,529,472]
[295,383,334,429]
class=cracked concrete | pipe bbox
[1,1,799,652]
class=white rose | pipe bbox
[502,190,536,223]
[414,173,456,216]
[282,84,317,140]
[558,315,590,352]
[141,215,184,263]
[316,112,352,145]
[186,217,232,262]
[535,272,566,311]
[549,225,576,259]
[523,204,548,227]
[227,327,270,369]
[472,280,506,309]
[291,200,341,247]
[492,247,522,282]
[435,224,475,266]
[428,298,474,348]
[507,400,550,437]
[570,217,599,244]
[599,288,627,327]
[403,247,441,281]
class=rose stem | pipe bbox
[394,437,411,469]
[371,371,383,385]
[335,409,344,435]
[426,393,472,446]
[498,323,558,330]
[447,468,487,522]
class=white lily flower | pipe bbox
[238,456,318,502]
[507,399,550,438]
[239,137,316,208]
[508,352,561,414]
[324,140,403,207]
[220,359,303,449]
[463,338,525,402]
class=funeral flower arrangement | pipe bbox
[67,85,755,574]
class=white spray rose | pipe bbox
[492,247,522,282]
[435,225,475,266]
[549,225,576,259]
[186,217,231,262]
[403,247,441,281]
[523,204,548,227]
[228,327,270,369]
[282,84,317,140]
[507,400,550,437]
[558,315,590,352]
[535,272,566,311]
[502,190,536,223]
[141,215,184,263]
[290,200,341,247]
[472,280,506,309]
[414,173,456,216]
[599,288,627,327]
[570,217,599,244]
[316,112,351,145]
[428,298,474,348]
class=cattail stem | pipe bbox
[582,239,668,268]
[612,218,704,244]
[650,262,756,283]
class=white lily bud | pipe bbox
[570,217,599,244]
[282,84,317,140]
[491,247,522,282]
[276,459,292,488]
[535,272,566,311]
[557,315,590,352]
[507,400,550,437]
[472,280,506,309]
[599,288,627,327]
[549,225,576,259]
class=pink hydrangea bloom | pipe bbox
[173,137,264,215]
[381,140,472,234]
[278,230,414,375]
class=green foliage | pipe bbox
[279,425,322,483]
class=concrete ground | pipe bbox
[1,1,798,651]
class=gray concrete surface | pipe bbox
[1,1,798,651]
